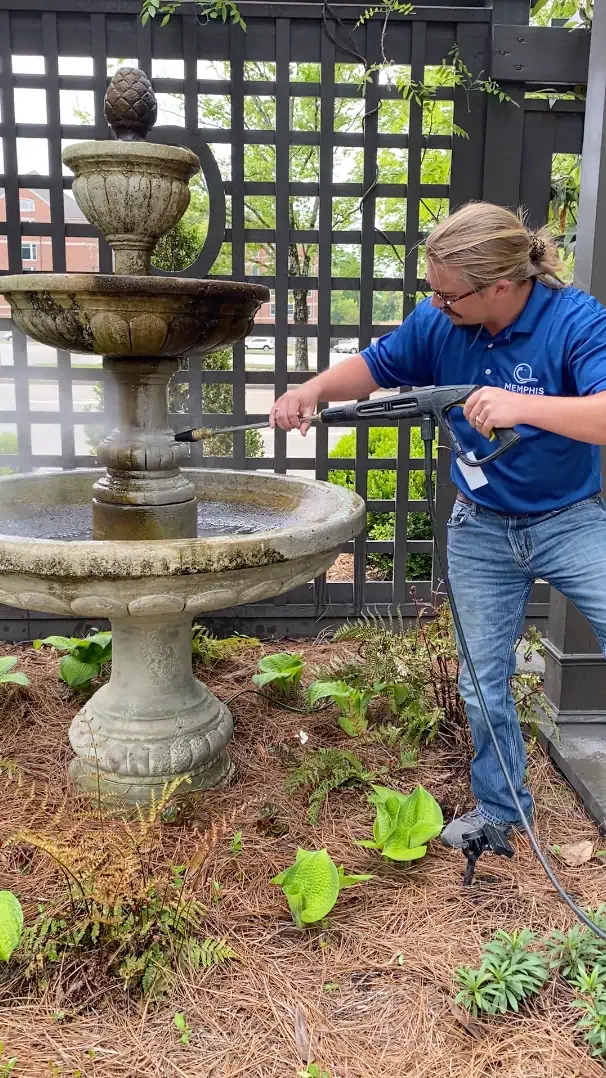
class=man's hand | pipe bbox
[270,388,318,435]
[463,387,529,438]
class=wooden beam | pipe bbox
[492,24,590,85]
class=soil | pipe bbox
[0,638,604,1078]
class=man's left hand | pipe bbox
[463,387,528,438]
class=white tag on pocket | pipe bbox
[456,450,489,490]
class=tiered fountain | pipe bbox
[0,68,365,803]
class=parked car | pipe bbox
[332,338,359,354]
[245,336,273,352]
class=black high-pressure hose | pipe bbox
[420,416,606,941]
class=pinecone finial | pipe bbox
[104,67,158,142]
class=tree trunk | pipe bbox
[289,243,311,373]
[293,290,309,372]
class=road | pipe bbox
[0,345,356,463]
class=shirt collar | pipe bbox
[469,280,555,343]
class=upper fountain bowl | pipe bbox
[63,141,200,277]
[0,273,269,356]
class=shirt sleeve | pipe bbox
[568,307,606,396]
[361,300,435,389]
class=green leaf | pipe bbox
[531,0,550,13]
[174,1012,187,1031]
[252,652,304,692]
[306,679,352,708]
[0,657,18,676]
[337,866,373,888]
[0,891,23,961]
[0,672,30,687]
[59,655,99,688]
[34,635,75,651]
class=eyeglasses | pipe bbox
[428,286,481,308]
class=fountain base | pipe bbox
[68,613,233,804]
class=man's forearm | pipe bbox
[304,354,379,404]
[520,391,606,445]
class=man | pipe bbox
[269,200,606,848]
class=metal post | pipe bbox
[541,1,606,825]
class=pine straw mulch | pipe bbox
[0,638,605,1078]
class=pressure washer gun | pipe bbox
[318,385,521,467]
[175,384,522,467]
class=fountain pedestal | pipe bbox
[69,613,233,802]
[93,357,197,541]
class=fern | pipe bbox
[187,937,236,969]
[191,626,258,666]
[285,748,374,823]
[8,779,237,997]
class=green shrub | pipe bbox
[328,427,434,580]
[0,431,18,476]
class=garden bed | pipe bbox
[0,636,605,1078]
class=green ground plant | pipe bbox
[454,914,606,1064]
[285,747,376,823]
[306,680,385,737]
[328,607,548,750]
[0,657,29,688]
[356,784,443,862]
[33,633,112,690]
[455,930,550,1016]
[253,653,305,699]
[3,778,236,998]
[0,891,23,962]
[270,848,372,929]
[191,626,259,666]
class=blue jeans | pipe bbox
[447,493,606,824]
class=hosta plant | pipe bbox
[270,848,372,928]
[252,652,304,699]
[356,784,443,861]
[0,891,23,962]
[0,657,29,688]
[33,632,112,689]
[306,680,384,737]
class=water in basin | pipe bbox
[0,499,298,541]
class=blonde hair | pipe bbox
[425,201,565,291]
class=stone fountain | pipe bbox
[0,68,365,803]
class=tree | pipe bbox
[151,216,205,271]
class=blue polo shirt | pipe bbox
[361,282,606,514]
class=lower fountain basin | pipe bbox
[0,469,365,617]
[0,274,269,356]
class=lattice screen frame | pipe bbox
[0,0,584,629]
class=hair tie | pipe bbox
[529,235,546,265]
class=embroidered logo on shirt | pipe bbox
[513,363,537,385]
[504,362,544,395]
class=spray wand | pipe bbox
[175,384,521,468]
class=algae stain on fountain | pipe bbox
[0,66,365,805]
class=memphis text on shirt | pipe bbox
[503,363,545,395]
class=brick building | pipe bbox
[0,180,98,318]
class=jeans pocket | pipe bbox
[447,501,473,528]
